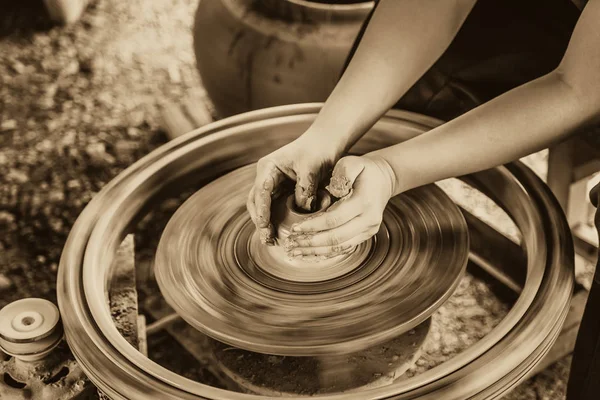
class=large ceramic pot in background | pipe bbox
[193,0,373,117]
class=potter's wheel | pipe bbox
[154,164,469,356]
[57,105,574,400]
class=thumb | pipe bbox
[295,167,320,212]
[326,156,365,198]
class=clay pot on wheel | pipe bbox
[193,0,373,117]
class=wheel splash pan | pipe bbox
[57,104,574,400]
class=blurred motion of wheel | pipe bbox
[193,0,373,117]
[57,104,574,399]
[43,0,88,24]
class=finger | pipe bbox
[289,231,375,257]
[285,216,370,250]
[246,186,257,225]
[254,161,285,245]
[250,186,274,245]
[295,167,320,212]
[291,195,362,233]
[318,193,331,209]
[254,166,279,228]
[326,156,365,198]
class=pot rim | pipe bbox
[285,0,374,11]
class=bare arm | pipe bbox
[304,0,478,153]
[371,0,600,196]
[285,0,600,257]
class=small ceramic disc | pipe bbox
[0,298,63,360]
[0,298,60,343]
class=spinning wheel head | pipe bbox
[155,163,469,357]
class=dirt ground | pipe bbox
[0,1,592,399]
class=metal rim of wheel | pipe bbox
[56,103,574,400]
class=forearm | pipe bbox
[372,71,600,196]
[305,0,477,153]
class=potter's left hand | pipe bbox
[284,155,396,257]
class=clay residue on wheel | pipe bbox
[212,318,430,395]
[0,342,94,399]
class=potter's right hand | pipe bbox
[247,133,340,245]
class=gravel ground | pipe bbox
[0,1,591,399]
[0,0,201,305]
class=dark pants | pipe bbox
[567,185,600,399]
[345,0,598,398]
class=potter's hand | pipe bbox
[247,134,339,245]
[285,155,396,257]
